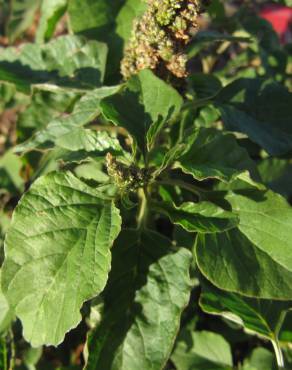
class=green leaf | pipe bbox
[15,86,120,153]
[0,212,10,261]
[17,89,77,131]
[196,105,221,128]
[216,79,292,156]
[200,279,291,340]
[6,0,40,43]
[0,83,17,112]
[175,128,259,183]
[279,311,292,343]
[108,0,146,82]
[115,0,146,42]
[67,0,145,82]
[227,190,292,276]
[172,330,233,370]
[257,158,292,199]
[195,227,292,299]
[187,31,250,59]
[73,160,109,183]
[36,0,67,43]
[192,30,251,44]
[55,129,122,153]
[54,129,124,164]
[0,35,108,93]
[85,229,192,370]
[219,104,292,157]
[258,158,292,185]
[0,150,24,193]
[188,73,222,99]
[67,0,119,37]
[2,171,121,346]
[100,69,183,154]
[151,201,239,233]
[243,348,277,370]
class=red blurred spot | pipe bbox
[260,4,292,42]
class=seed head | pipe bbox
[121,0,203,80]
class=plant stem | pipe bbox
[272,339,284,369]
[1,337,7,370]
[8,329,15,370]
[137,187,148,229]
[272,310,287,369]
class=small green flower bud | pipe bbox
[106,153,151,192]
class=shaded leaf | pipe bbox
[54,129,124,164]
[107,0,146,82]
[216,79,292,156]
[279,311,292,343]
[85,229,192,370]
[68,0,145,82]
[17,89,77,132]
[200,278,291,340]
[243,348,277,370]
[0,35,108,93]
[187,30,250,59]
[195,227,292,299]
[219,104,292,157]
[55,129,122,153]
[192,30,251,44]
[67,0,119,38]
[227,190,292,275]
[188,73,222,99]
[257,159,292,199]
[100,69,183,154]
[152,200,238,233]
[172,330,233,370]
[15,86,120,153]
[0,150,24,193]
[175,128,259,182]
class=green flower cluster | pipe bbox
[121,0,202,80]
[106,153,150,191]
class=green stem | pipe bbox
[272,339,284,369]
[1,337,7,370]
[137,188,148,229]
[271,310,286,369]
[8,329,15,370]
